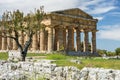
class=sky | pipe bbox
[0,0,120,52]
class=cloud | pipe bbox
[0,0,79,16]
[89,6,116,14]
[78,0,117,15]
[94,16,104,21]
[98,24,120,41]
[0,0,117,16]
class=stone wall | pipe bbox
[0,60,120,80]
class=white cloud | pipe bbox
[94,16,104,21]
[98,25,120,41]
[89,6,116,14]
[0,0,117,16]
[0,0,79,16]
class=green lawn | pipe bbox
[0,52,120,70]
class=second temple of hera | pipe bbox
[0,8,98,55]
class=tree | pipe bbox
[97,49,107,56]
[115,47,120,59]
[0,7,45,61]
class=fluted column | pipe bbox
[12,32,17,50]
[32,33,38,50]
[83,30,89,52]
[7,38,12,50]
[48,27,53,51]
[63,28,67,51]
[54,28,58,50]
[1,33,7,50]
[0,33,2,50]
[44,30,48,51]
[40,29,45,51]
[19,31,24,47]
[67,27,74,51]
[91,31,96,53]
[76,28,81,51]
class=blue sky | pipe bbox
[0,0,120,51]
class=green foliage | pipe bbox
[115,47,120,56]
[97,49,107,56]
[0,52,8,60]
[107,51,115,56]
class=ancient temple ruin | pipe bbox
[0,8,98,55]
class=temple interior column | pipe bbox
[32,33,38,50]
[40,29,45,51]
[48,27,53,51]
[76,28,81,51]
[57,27,64,51]
[91,31,96,53]
[83,30,89,52]
[67,27,74,51]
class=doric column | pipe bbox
[0,33,2,50]
[54,28,58,51]
[57,27,64,51]
[12,32,17,50]
[48,27,53,51]
[7,38,12,50]
[40,29,45,51]
[91,31,97,53]
[1,33,7,50]
[32,33,38,50]
[83,30,89,52]
[76,28,81,51]
[44,30,48,51]
[67,26,74,51]
[63,28,67,51]
[19,31,24,47]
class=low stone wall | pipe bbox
[0,60,120,80]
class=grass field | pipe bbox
[0,52,120,70]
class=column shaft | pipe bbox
[7,38,12,50]
[19,31,24,47]
[54,28,58,50]
[83,31,89,52]
[57,27,64,51]
[76,28,81,51]
[0,33,2,50]
[91,31,96,53]
[12,32,18,50]
[48,27,53,51]
[67,27,74,51]
[32,33,38,50]
[63,29,66,51]
[40,29,45,51]
[1,33,7,50]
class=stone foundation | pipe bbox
[0,60,120,80]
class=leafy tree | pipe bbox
[97,49,107,56]
[0,7,45,61]
[115,47,120,58]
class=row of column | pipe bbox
[53,26,97,53]
[0,26,96,53]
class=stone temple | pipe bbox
[0,8,98,55]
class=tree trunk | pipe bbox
[21,51,27,61]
